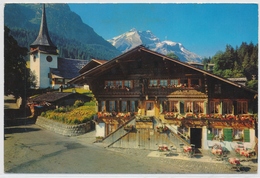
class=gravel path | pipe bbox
[3,123,258,176]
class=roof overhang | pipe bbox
[68,45,257,94]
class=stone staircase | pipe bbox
[99,116,136,148]
[154,117,191,151]
[98,116,191,151]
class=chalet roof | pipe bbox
[79,58,107,74]
[30,4,57,51]
[51,58,88,79]
[69,45,257,94]
[28,92,73,103]
[28,92,89,103]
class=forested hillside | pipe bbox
[4,3,121,60]
[203,42,258,91]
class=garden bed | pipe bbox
[36,116,92,136]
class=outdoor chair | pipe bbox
[166,145,178,156]
[223,157,244,172]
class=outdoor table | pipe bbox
[183,146,192,152]
[212,148,222,155]
[183,145,194,157]
[229,157,240,164]
[225,157,243,172]
[158,144,169,152]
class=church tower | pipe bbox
[30,4,58,89]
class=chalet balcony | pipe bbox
[163,113,256,129]
[98,85,204,96]
[98,87,140,96]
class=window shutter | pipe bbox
[106,101,109,112]
[127,101,130,112]
[135,101,138,112]
[207,132,213,140]
[233,101,237,115]
[116,101,120,112]
[98,101,101,112]
[180,101,184,114]
[248,101,253,113]
[243,129,250,142]
[223,128,233,141]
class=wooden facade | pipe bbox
[69,45,257,150]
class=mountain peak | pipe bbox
[108,29,202,63]
[129,28,137,32]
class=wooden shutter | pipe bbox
[127,101,130,112]
[98,101,101,112]
[223,128,233,141]
[243,129,250,142]
[106,101,109,112]
[180,101,184,114]
[233,101,237,115]
[207,129,214,140]
[135,101,138,112]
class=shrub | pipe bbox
[73,100,84,108]
[71,118,81,124]
[41,112,46,117]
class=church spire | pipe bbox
[30,4,57,54]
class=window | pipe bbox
[101,101,106,112]
[161,100,169,112]
[146,102,154,110]
[109,101,115,112]
[212,128,223,139]
[160,80,167,86]
[170,101,179,112]
[210,100,220,113]
[180,79,188,87]
[233,129,243,139]
[193,101,204,114]
[191,79,200,87]
[116,81,122,88]
[130,101,137,112]
[107,81,114,87]
[124,80,132,88]
[55,78,63,84]
[149,80,158,87]
[237,101,248,114]
[121,101,127,112]
[223,100,233,114]
[214,84,221,94]
[185,101,193,113]
[170,79,178,86]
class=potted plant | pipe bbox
[96,136,104,142]
[124,124,133,131]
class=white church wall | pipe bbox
[38,53,58,89]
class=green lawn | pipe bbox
[41,89,96,125]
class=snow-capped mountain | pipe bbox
[108,28,203,63]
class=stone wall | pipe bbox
[36,116,92,136]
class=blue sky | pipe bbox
[69,3,258,58]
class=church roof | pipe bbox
[50,58,88,79]
[30,4,57,51]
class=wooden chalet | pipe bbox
[69,45,257,150]
[79,59,108,74]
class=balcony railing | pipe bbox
[163,113,256,128]
[98,85,203,95]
